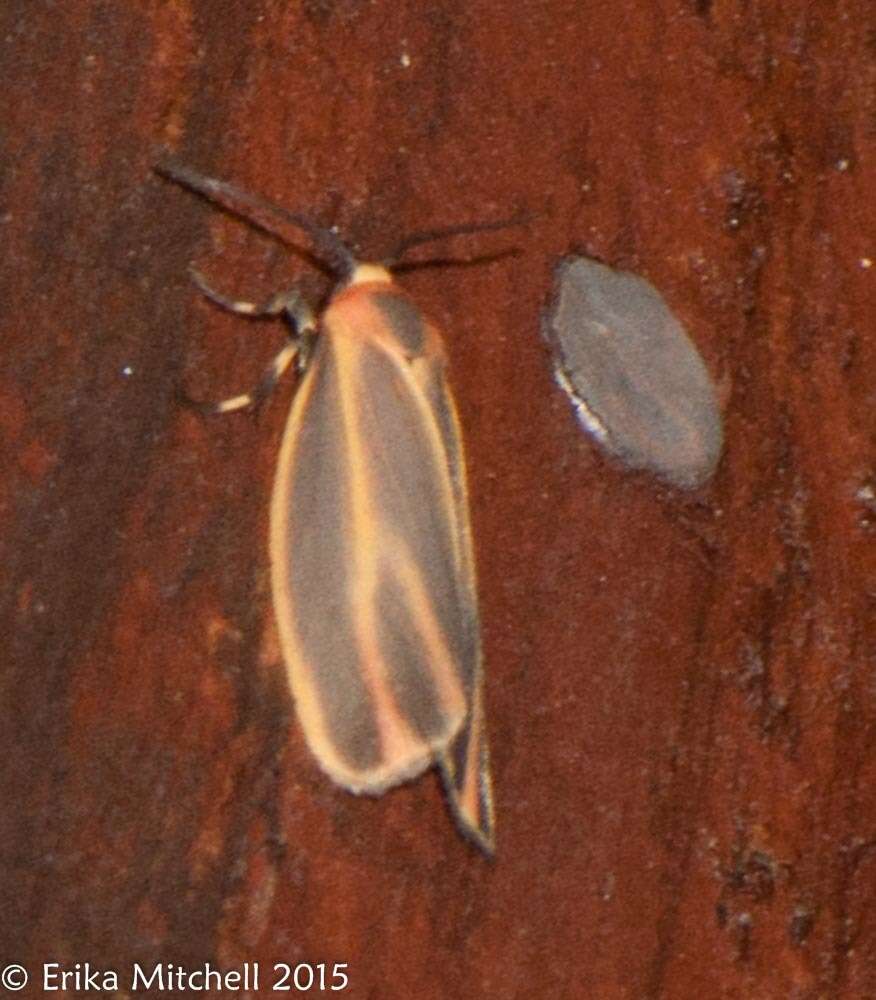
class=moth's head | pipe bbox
[344,262,394,289]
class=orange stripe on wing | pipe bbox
[388,542,468,724]
[269,351,355,785]
[336,339,438,780]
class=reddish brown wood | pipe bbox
[1,1,874,997]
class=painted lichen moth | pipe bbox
[156,161,521,855]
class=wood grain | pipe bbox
[1,1,874,996]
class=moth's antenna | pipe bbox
[393,248,521,275]
[384,213,531,267]
[155,159,355,277]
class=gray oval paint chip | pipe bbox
[544,256,723,489]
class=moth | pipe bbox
[158,162,520,854]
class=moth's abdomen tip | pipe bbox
[467,823,496,858]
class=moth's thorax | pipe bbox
[324,267,446,361]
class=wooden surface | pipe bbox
[2,2,874,997]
